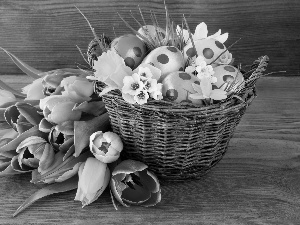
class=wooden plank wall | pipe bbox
[0,0,299,76]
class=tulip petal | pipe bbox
[11,155,34,172]
[112,159,148,176]
[15,102,43,126]
[141,190,161,207]
[39,118,54,133]
[16,136,46,153]
[110,178,129,207]
[121,184,151,204]
[94,154,119,164]
[138,170,160,193]
[48,101,82,124]
[4,105,19,130]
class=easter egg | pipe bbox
[162,71,203,105]
[87,36,111,67]
[212,65,244,92]
[142,46,184,82]
[137,25,166,42]
[183,38,226,67]
[111,34,147,69]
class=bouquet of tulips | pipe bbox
[0,47,161,216]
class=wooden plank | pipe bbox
[0,0,299,76]
[0,76,299,224]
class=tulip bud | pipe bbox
[90,131,123,163]
[60,76,94,103]
[75,157,110,207]
[40,95,82,124]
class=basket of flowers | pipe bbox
[89,10,269,181]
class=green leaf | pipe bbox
[0,126,48,153]
[0,79,26,98]
[13,175,78,217]
[0,47,42,79]
[74,113,111,157]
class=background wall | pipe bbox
[0,0,299,75]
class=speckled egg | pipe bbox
[213,65,244,92]
[162,71,203,105]
[183,38,226,67]
[111,34,147,69]
[142,46,184,82]
[137,25,166,42]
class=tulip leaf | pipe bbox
[73,100,107,116]
[0,126,48,153]
[74,113,111,157]
[13,175,78,217]
[0,79,26,98]
[0,164,23,176]
[15,102,43,126]
[4,105,19,129]
[0,47,42,79]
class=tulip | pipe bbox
[12,136,55,172]
[22,78,45,100]
[60,76,94,103]
[39,95,82,124]
[110,159,161,208]
[41,68,93,96]
[90,131,123,164]
[75,157,110,207]
[0,89,16,106]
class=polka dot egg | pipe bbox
[111,34,147,69]
[137,25,166,43]
[142,46,184,82]
[213,65,244,92]
[162,71,203,105]
[183,38,226,67]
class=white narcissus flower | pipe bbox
[22,78,45,100]
[75,157,110,207]
[190,77,227,101]
[176,22,228,45]
[90,131,123,164]
[0,89,16,105]
[91,50,132,89]
[60,76,94,103]
[39,95,81,124]
[150,83,163,100]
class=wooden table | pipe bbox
[0,75,299,224]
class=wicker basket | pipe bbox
[97,56,269,181]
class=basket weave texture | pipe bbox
[98,56,269,181]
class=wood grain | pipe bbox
[0,0,299,76]
[0,76,299,224]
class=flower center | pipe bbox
[131,82,140,90]
[137,91,146,99]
